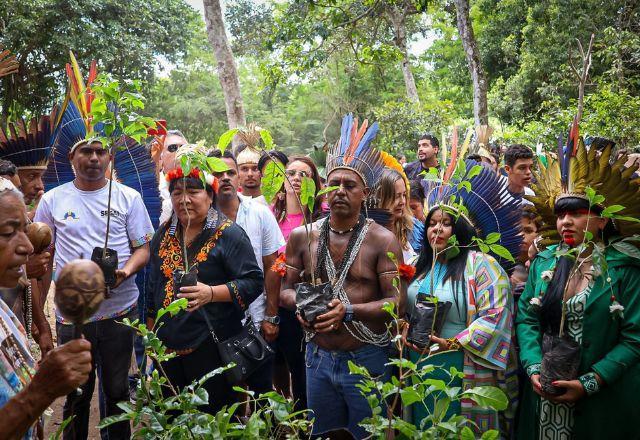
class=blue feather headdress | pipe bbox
[0,109,60,170]
[421,159,522,270]
[326,113,384,189]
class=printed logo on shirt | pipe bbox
[100,209,123,218]
[62,210,79,221]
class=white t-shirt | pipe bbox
[35,181,154,323]
[158,171,172,225]
[236,194,285,326]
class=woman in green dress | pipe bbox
[402,160,522,437]
[517,137,640,440]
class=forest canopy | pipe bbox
[1,0,639,156]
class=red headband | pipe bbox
[166,168,219,193]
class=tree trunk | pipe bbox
[387,7,420,103]
[203,0,246,131]
[453,0,488,125]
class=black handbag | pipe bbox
[201,311,275,385]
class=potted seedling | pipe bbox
[407,128,515,350]
[87,74,157,293]
[218,127,337,323]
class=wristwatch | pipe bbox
[343,304,354,323]
[264,315,280,325]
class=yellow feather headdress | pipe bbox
[528,134,640,242]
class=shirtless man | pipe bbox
[281,166,406,439]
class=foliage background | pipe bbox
[1,0,639,155]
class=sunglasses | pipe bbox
[166,143,183,153]
[285,169,310,178]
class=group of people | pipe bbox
[0,91,639,440]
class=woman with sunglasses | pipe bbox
[272,156,324,247]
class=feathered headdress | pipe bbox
[236,123,263,166]
[326,113,384,189]
[471,125,494,161]
[0,109,60,170]
[44,54,161,226]
[528,122,640,241]
[422,129,522,270]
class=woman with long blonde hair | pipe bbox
[376,168,421,262]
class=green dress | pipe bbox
[516,245,640,440]
[538,283,591,439]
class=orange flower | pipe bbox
[271,253,287,277]
[398,264,416,281]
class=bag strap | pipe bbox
[199,308,220,343]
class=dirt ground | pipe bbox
[41,283,102,439]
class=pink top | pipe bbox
[277,212,304,253]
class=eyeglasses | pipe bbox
[285,169,310,178]
[166,144,182,153]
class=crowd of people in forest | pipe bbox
[1,79,640,440]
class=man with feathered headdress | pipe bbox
[0,111,59,216]
[34,53,155,439]
[279,114,406,439]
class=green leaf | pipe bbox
[611,215,640,223]
[466,164,483,180]
[490,244,515,262]
[217,128,239,153]
[481,430,500,440]
[317,185,339,197]
[347,360,370,377]
[433,397,450,422]
[400,388,422,406]
[485,232,501,244]
[445,245,460,259]
[612,241,640,260]
[155,298,188,322]
[460,426,476,440]
[260,161,285,204]
[259,129,274,150]
[601,204,625,217]
[207,157,231,173]
[462,386,508,410]
[300,176,317,212]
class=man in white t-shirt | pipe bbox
[34,140,154,439]
[212,149,284,394]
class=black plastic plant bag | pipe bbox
[407,295,452,349]
[540,332,581,395]
[91,247,119,294]
[295,281,333,323]
[173,265,199,293]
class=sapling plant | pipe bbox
[87,73,156,290]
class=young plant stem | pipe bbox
[261,149,317,284]
[181,174,191,273]
[102,149,115,256]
